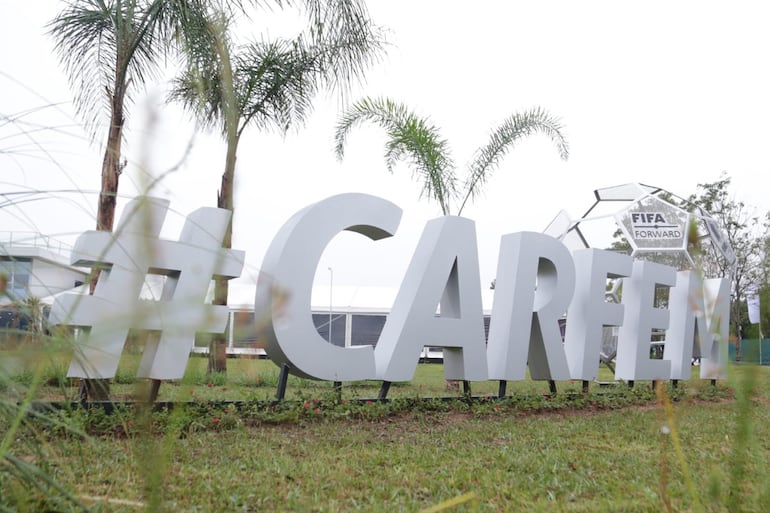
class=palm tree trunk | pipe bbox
[86,85,126,400]
[208,133,237,374]
[207,24,238,375]
[97,93,125,232]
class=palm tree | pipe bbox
[334,97,568,392]
[48,0,207,234]
[171,0,386,373]
[48,0,247,398]
[334,97,569,216]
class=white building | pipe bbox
[0,232,88,305]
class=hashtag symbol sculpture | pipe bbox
[50,197,244,380]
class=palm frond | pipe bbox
[171,34,318,136]
[297,0,387,98]
[457,106,569,215]
[171,0,384,139]
[170,64,224,130]
[48,0,117,137]
[48,0,172,140]
[334,97,457,215]
[236,38,320,134]
[169,5,241,134]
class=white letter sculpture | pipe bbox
[255,193,401,381]
[50,197,244,380]
[664,272,729,380]
[615,260,675,380]
[564,249,632,381]
[487,232,576,381]
[46,192,733,388]
[374,216,488,382]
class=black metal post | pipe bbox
[148,379,162,403]
[78,380,88,406]
[497,380,507,398]
[378,381,391,401]
[275,364,290,401]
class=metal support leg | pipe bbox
[498,380,507,398]
[78,380,88,406]
[582,380,589,394]
[276,364,290,401]
[333,381,342,401]
[463,380,471,397]
[548,380,557,395]
[378,381,391,401]
[148,379,161,403]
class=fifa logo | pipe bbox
[630,212,682,239]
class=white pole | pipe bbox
[756,292,763,365]
[328,267,333,344]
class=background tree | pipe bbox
[48,0,208,234]
[171,0,386,373]
[686,175,766,355]
[605,176,768,356]
[334,97,569,216]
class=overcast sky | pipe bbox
[2,0,770,302]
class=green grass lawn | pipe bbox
[2,348,606,402]
[2,347,770,512]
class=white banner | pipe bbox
[747,288,761,325]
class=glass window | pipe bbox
[0,258,31,299]
[312,313,345,347]
[351,314,387,347]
